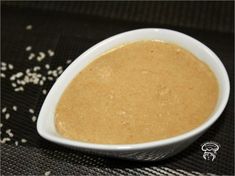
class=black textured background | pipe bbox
[1,1,234,175]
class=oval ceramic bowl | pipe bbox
[37,28,230,161]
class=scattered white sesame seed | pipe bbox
[66,60,72,64]
[45,64,50,69]
[0,123,3,128]
[10,75,16,81]
[57,66,63,70]
[14,88,20,92]
[8,64,14,70]
[58,70,63,74]
[1,137,11,143]
[2,107,7,113]
[1,73,6,78]
[21,138,27,143]
[5,113,10,119]
[26,25,32,30]
[15,141,19,146]
[20,81,26,85]
[6,129,14,137]
[9,133,14,137]
[16,72,23,78]
[44,171,51,176]
[6,129,11,133]
[11,83,17,87]
[33,66,41,71]
[42,76,46,81]
[26,46,32,51]
[13,106,18,111]
[32,116,37,122]
[47,70,52,75]
[37,52,46,62]
[39,80,44,86]
[28,53,35,60]
[33,79,39,84]
[1,62,6,66]
[29,109,34,114]
[42,89,47,95]
[1,67,6,71]
[48,76,53,81]
[48,50,55,57]
[26,68,31,73]
[52,71,57,77]
[5,138,11,141]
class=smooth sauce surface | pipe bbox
[55,41,218,144]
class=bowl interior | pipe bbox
[37,28,230,150]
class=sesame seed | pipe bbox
[21,138,27,143]
[48,77,53,81]
[39,52,45,57]
[44,171,51,176]
[13,106,18,111]
[26,46,32,51]
[42,89,47,95]
[29,109,34,114]
[52,71,58,77]
[5,113,10,119]
[16,72,23,78]
[5,138,11,141]
[57,66,63,70]
[0,123,3,128]
[6,129,14,137]
[48,50,55,57]
[28,53,35,60]
[20,81,26,85]
[1,137,11,143]
[19,87,24,91]
[9,133,14,137]
[33,79,39,84]
[2,107,7,113]
[66,60,72,64]
[1,73,6,78]
[1,62,6,66]
[1,67,6,71]
[39,80,44,86]
[17,80,22,84]
[33,66,41,72]
[32,116,37,122]
[37,57,43,62]
[11,83,17,87]
[10,75,16,81]
[15,141,19,146]
[26,68,31,73]
[58,70,63,74]
[8,64,14,70]
[45,64,50,69]
[42,76,46,81]
[14,88,20,92]
[6,129,11,133]
[26,25,32,30]
[37,52,46,62]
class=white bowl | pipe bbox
[37,28,230,161]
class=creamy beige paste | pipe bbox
[55,40,218,144]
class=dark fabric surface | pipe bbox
[1,2,234,176]
[2,1,234,33]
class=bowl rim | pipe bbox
[37,28,230,151]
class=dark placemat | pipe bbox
[1,3,234,176]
